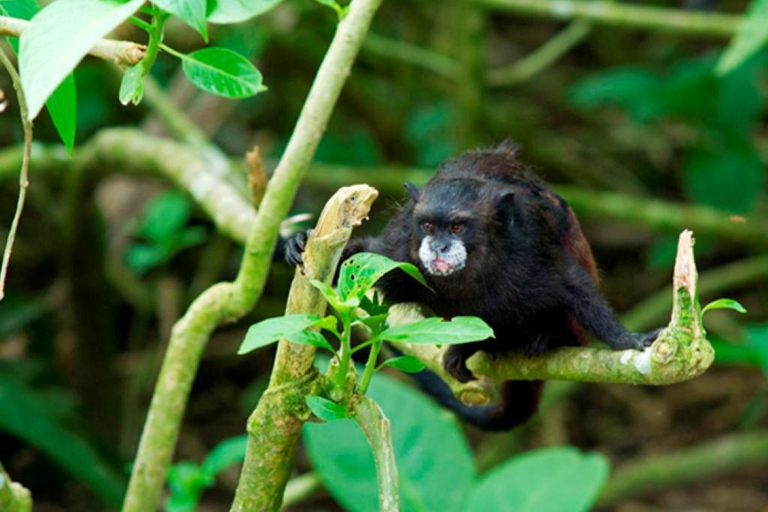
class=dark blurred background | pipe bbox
[1,0,767,510]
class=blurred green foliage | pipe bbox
[126,191,207,273]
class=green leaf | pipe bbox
[0,0,38,20]
[138,191,192,242]
[119,64,144,106]
[46,75,77,155]
[309,279,356,311]
[207,0,282,24]
[0,374,126,507]
[153,0,208,40]
[380,355,425,373]
[285,329,334,352]
[19,0,145,119]
[315,0,347,19]
[377,316,494,345]
[717,0,768,75]
[464,447,609,512]
[338,252,429,302]
[306,396,349,422]
[304,373,476,512]
[200,435,248,475]
[166,461,212,512]
[180,47,267,98]
[125,243,170,273]
[0,0,77,154]
[238,314,322,354]
[702,298,747,316]
[682,140,764,213]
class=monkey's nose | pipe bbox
[433,241,450,253]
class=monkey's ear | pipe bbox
[404,182,420,201]
[495,190,516,223]
[495,139,520,158]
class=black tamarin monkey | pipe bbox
[285,141,659,430]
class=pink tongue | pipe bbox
[434,258,452,272]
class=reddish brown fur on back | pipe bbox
[542,191,598,345]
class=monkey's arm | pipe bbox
[561,260,659,350]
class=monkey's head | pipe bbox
[406,178,506,279]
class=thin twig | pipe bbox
[474,0,741,38]
[0,15,146,66]
[0,45,33,302]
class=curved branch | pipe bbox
[397,231,713,406]
[0,45,33,302]
[4,136,768,249]
[122,0,384,510]
[598,430,768,506]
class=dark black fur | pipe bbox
[285,143,659,430]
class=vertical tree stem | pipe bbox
[354,397,400,512]
[122,1,383,510]
[231,184,379,512]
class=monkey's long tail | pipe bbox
[411,370,543,431]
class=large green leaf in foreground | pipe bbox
[304,373,476,512]
[465,447,609,512]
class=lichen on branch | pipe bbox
[397,230,714,406]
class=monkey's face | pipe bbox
[416,222,468,276]
[409,180,486,278]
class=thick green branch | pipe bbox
[0,15,146,66]
[599,430,768,506]
[398,231,713,406]
[473,0,741,38]
[231,185,378,511]
[4,137,768,249]
[122,0,383,510]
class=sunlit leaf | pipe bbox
[238,314,322,354]
[717,0,768,75]
[207,0,282,24]
[153,0,208,40]
[19,0,145,118]
[338,252,428,302]
[0,0,77,153]
[702,298,747,315]
[377,316,494,345]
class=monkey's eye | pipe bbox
[451,223,464,234]
[422,221,433,233]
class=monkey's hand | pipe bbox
[613,328,662,351]
[444,344,480,383]
[284,229,311,267]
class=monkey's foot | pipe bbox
[616,328,663,351]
